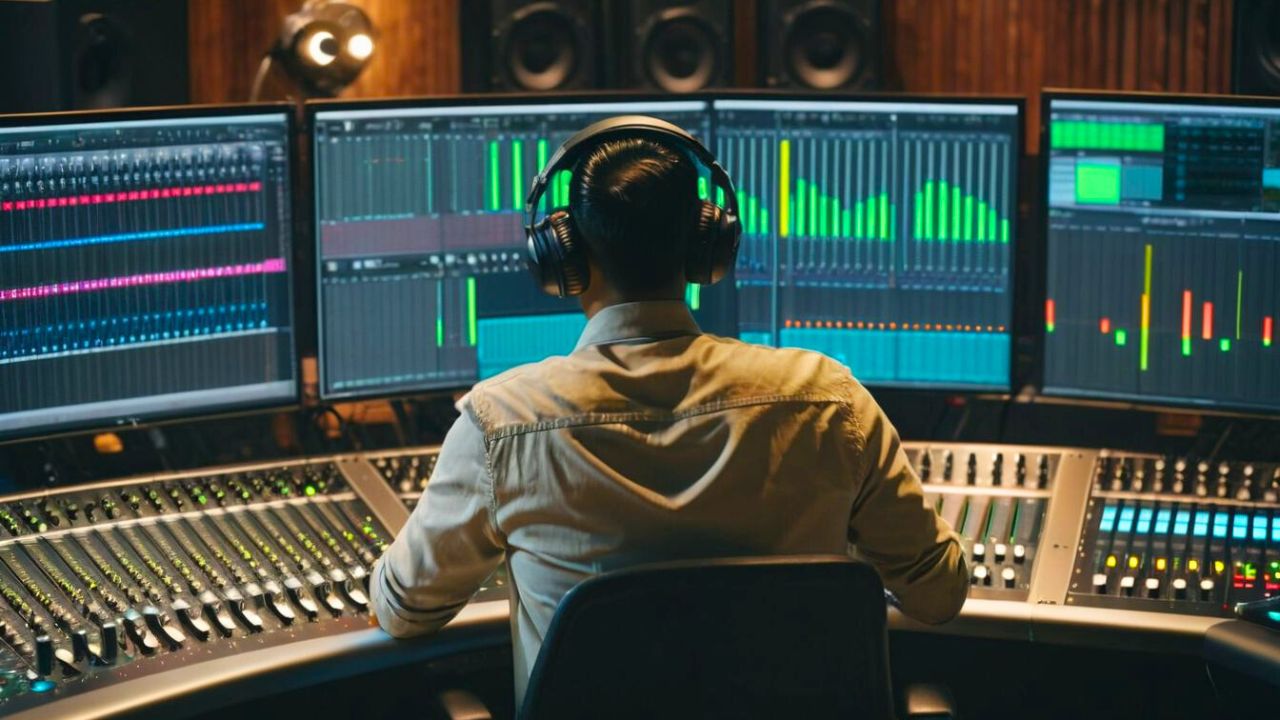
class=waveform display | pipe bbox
[312,101,717,399]
[714,98,1019,389]
[1044,97,1280,411]
[0,113,296,437]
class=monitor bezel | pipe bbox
[305,91,719,402]
[0,102,303,444]
[1037,88,1280,419]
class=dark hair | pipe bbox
[570,137,699,294]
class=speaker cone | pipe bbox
[504,3,584,90]
[784,1,866,90]
[643,12,719,93]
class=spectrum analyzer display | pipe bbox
[312,100,722,399]
[0,111,298,438]
[713,98,1020,389]
[1043,96,1280,412]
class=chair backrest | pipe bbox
[518,555,894,720]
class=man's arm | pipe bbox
[846,386,968,624]
[371,413,505,638]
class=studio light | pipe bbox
[251,0,378,100]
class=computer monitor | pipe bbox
[311,96,722,400]
[712,96,1021,390]
[1042,92,1280,413]
[0,106,299,440]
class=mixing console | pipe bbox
[0,458,394,714]
[2,440,1278,716]
[1068,452,1280,617]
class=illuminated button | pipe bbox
[30,679,55,693]
[1155,558,1167,572]
[971,543,986,561]
[1106,554,1118,569]
[1145,577,1161,598]
[993,543,1007,562]
[1013,544,1026,563]
[1001,567,1017,589]
[1092,573,1109,593]
[1214,560,1226,575]
[1188,559,1200,573]
[1120,576,1136,596]
[1173,578,1188,599]
[1127,555,1140,570]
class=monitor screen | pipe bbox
[0,109,298,439]
[1042,95,1280,412]
[713,98,1020,389]
[312,98,722,400]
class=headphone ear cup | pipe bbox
[685,200,741,285]
[526,210,590,297]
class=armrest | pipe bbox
[902,683,957,719]
[436,688,494,720]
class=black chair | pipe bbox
[439,555,956,719]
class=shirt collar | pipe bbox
[573,300,701,351]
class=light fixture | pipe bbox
[250,0,378,100]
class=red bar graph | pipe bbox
[1181,290,1192,356]
[1266,316,1274,348]
[1202,301,1214,341]
[1046,299,1056,333]
[1099,317,1111,334]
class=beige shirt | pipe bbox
[372,300,967,702]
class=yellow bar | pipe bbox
[779,140,791,237]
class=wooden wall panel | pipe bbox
[188,0,1235,151]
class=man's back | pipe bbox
[371,301,967,703]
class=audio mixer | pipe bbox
[0,457,397,714]
[1068,452,1280,616]
[1,440,1277,715]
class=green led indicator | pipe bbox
[1115,329,1128,346]
[305,485,317,497]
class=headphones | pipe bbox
[523,115,742,298]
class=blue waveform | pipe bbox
[0,223,265,254]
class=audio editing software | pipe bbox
[0,112,297,438]
[713,99,1019,389]
[312,100,725,399]
[1043,97,1280,412]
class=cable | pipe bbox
[249,54,276,102]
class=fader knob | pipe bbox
[1092,574,1108,594]
[1013,545,1026,563]
[1120,576,1136,596]
[1037,455,1050,488]
[1199,578,1215,601]
[993,543,1007,562]
[1145,578,1160,598]
[100,622,119,664]
[1172,578,1188,599]
[971,543,986,562]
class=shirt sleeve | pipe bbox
[846,385,968,624]
[371,413,505,638]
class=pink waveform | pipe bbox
[0,181,262,213]
[0,258,287,303]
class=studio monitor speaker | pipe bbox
[758,0,881,91]
[1233,0,1280,95]
[0,0,188,113]
[613,0,733,93]
[461,0,603,92]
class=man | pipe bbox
[371,129,968,702]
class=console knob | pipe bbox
[1012,545,1026,563]
[971,565,990,586]
[993,543,1007,562]
[1175,459,1188,473]
[971,542,986,562]
[1001,567,1016,589]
